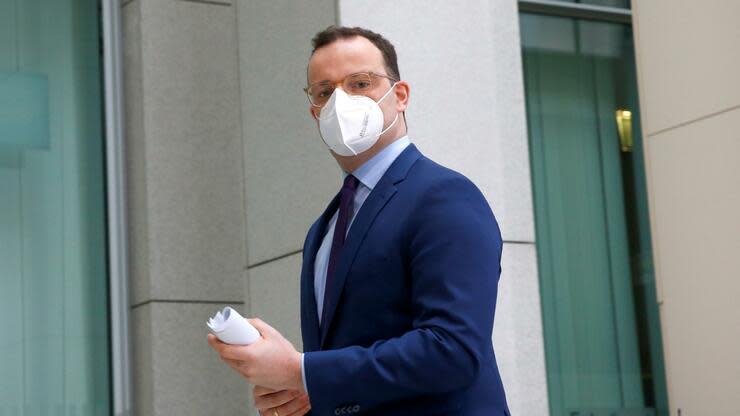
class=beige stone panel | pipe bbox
[633,0,740,135]
[646,107,740,415]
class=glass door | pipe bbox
[0,0,111,414]
[520,10,668,416]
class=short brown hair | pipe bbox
[310,26,401,80]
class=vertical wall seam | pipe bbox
[232,0,251,315]
[131,0,150,306]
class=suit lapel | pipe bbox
[301,191,340,352]
[319,144,422,348]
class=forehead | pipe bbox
[307,36,386,84]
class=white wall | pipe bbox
[632,1,740,414]
[339,1,548,414]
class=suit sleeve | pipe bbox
[303,175,503,414]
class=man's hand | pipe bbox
[253,386,311,416]
[207,318,304,392]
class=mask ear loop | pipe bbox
[377,112,399,137]
[376,81,398,104]
[374,81,400,138]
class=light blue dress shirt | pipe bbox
[301,136,411,393]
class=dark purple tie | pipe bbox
[322,174,360,326]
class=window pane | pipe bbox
[520,12,667,416]
[0,0,111,414]
[553,0,631,9]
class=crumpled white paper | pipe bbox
[207,306,261,345]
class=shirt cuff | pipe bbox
[301,353,309,396]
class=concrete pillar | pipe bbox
[122,0,249,414]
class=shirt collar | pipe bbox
[341,136,411,190]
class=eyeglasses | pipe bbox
[304,71,398,108]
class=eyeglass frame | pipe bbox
[303,71,399,108]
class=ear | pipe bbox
[394,81,410,113]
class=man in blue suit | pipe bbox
[208,26,509,416]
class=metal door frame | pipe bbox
[101,1,132,414]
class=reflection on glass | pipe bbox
[615,109,633,152]
[0,0,110,414]
[555,0,631,9]
[0,71,49,149]
[520,12,667,416]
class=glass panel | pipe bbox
[520,12,667,416]
[0,0,111,414]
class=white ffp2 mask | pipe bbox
[318,84,399,156]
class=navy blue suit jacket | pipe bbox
[301,144,510,416]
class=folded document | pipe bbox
[206,306,261,345]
